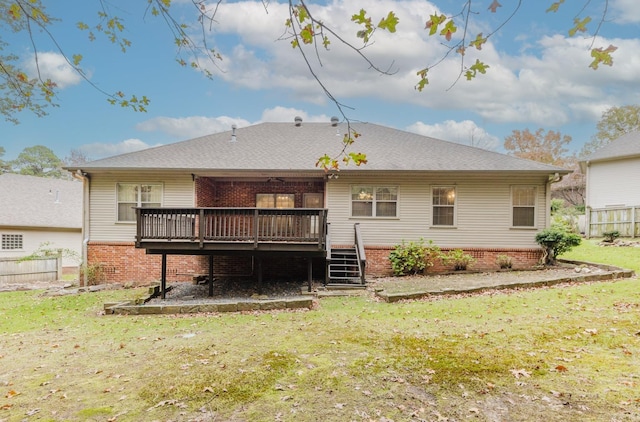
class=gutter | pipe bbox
[72,169,90,287]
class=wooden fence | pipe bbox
[585,205,640,238]
[0,256,62,285]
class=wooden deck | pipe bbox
[136,207,329,298]
[135,207,328,255]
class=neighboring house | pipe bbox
[65,120,569,288]
[580,131,640,237]
[0,173,83,270]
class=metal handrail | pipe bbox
[354,223,366,284]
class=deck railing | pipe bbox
[136,207,328,248]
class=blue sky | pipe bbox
[2,0,640,162]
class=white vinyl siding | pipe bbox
[327,173,550,249]
[586,157,640,209]
[89,172,194,242]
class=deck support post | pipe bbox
[161,253,167,299]
[257,257,263,294]
[208,255,214,297]
[307,258,313,292]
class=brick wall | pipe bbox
[197,179,324,207]
[87,242,542,283]
[87,242,207,285]
[363,246,544,277]
[86,243,325,284]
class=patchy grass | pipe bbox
[0,272,639,420]
[561,238,640,272]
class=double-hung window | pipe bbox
[117,183,163,222]
[351,186,398,217]
[1,234,23,250]
[512,186,537,227]
[432,187,456,226]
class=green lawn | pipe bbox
[0,245,639,421]
[561,237,640,272]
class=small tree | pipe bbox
[535,227,581,266]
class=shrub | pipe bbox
[496,254,513,269]
[80,263,106,285]
[441,249,475,271]
[535,227,581,265]
[423,240,442,270]
[602,230,620,243]
[388,239,440,276]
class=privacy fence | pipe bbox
[0,256,62,285]
[585,205,640,238]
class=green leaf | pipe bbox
[470,59,489,74]
[300,24,314,44]
[546,0,565,13]
[415,68,429,92]
[297,5,309,23]
[440,20,457,41]
[72,54,83,66]
[569,16,591,37]
[469,33,487,50]
[425,14,446,36]
[589,45,617,69]
[348,152,367,166]
[351,9,368,25]
[377,11,398,33]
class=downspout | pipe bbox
[72,169,90,287]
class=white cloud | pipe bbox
[260,107,333,123]
[79,139,157,159]
[612,0,640,23]
[407,120,500,150]
[136,116,252,139]
[23,52,83,88]
[135,108,334,139]
[197,0,640,129]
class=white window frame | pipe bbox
[431,186,457,227]
[511,185,537,228]
[1,234,23,250]
[350,185,398,218]
[116,183,163,223]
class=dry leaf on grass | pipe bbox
[510,368,531,378]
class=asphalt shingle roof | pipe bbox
[0,173,82,229]
[582,131,640,162]
[68,122,568,174]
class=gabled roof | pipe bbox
[0,173,82,229]
[67,122,568,174]
[581,131,640,163]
